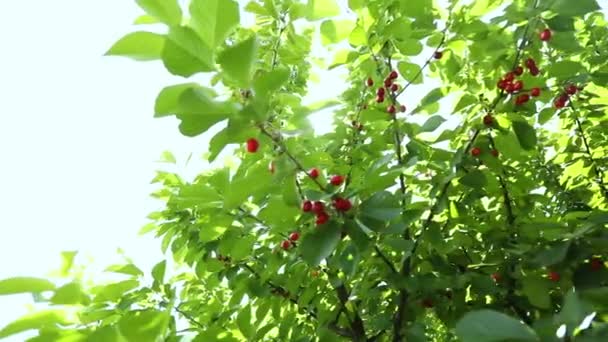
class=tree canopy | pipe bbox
[2,0,608,341]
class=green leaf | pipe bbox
[162,26,215,77]
[522,278,551,309]
[547,61,585,79]
[320,20,356,45]
[550,0,600,17]
[358,191,401,228]
[237,304,254,338]
[105,32,165,61]
[105,264,144,277]
[92,280,139,302]
[398,61,423,84]
[299,222,342,266]
[459,170,487,189]
[0,310,68,338]
[0,277,55,295]
[546,16,575,31]
[558,290,591,329]
[135,0,182,26]
[50,282,89,305]
[512,120,537,150]
[455,309,539,342]
[154,83,199,117]
[253,67,290,99]
[151,260,166,284]
[306,0,340,20]
[58,251,78,277]
[395,39,424,56]
[175,87,235,137]
[118,310,169,341]
[218,37,258,87]
[532,242,570,266]
[420,115,445,132]
[190,0,240,50]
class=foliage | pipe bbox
[3,0,608,341]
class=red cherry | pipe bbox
[505,82,515,93]
[515,94,530,105]
[548,271,560,282]
[497,79,508,90]
[366,77,374,87]
[504,72,515,82]
[566,84,577,95]
[312,201,325,214]
[330,175,345,186]
[483,114,494,126]
[389,70,399,79]
[421,298,434,308]
[539,29,552,42]
[390,83,399,92]
[554,94,568,109]
[590,258,603,271]
[400,105,406,113]
[513,80,523,92]
[289,232,300,242]
[281,240,291,250]
[434,51,443,59]
[514,66,524,76]
[377,87,385,97]
[333,197,352,212]
[525,58,536,69]
[246,138,259,153]
[302,200,313,212]
[387,105,396,114]
[471,147,481,157]
[376,95,385,103]
[529,66,540,76]
[531,87,541,97]
[309,168,320,179]
[491,273,502,282]
[491,149,499,157]
[384,78,393,88]
[315,212,330,225]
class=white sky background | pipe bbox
[0,0,606,340]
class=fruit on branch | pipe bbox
[309,168,320,179]
[390,83,399,92]
[400,105,407,112]
[316,211,330,225]
[332,197,352,212]
[547,271,560,282]
[384,78,393,88]
[504,72,515,82]
[376,95,385,103]
[525,58,536,69]
[389,70,399,79]
[434,51,443,59]
[514,66,524,76]
[515,93,530,105]
[377,87,386,97]
[281,240,291,250]
[491,149,499,157]
[312,201,325,214]
[330,175,345,186]
[471,147,482,157]
[491,273,502,282]
[554,94,568,109]
[531,87,541,97]
[590,257,604,271]
[566,84,578,95]
[289,232,300,242]
[539,28,552,42]
[387,105,396,114]
[246,138,259,153]
[497,79,508,90]
[483,114,494,126]
[513,80,523,92]
[302,200,313,212]
[505,82,515,93]
[529,66,540,76]
[366,77,374,87]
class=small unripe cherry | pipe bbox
[539,28,552,42]
[312,201,325,214]
[565,84,577,95]
[315,211,330,225]
[548,271,560,282]
[387,105,397,114]
[366,77,374,87]
[302,200,313,212]
[281,240,291,250]
[491,149,499,157]
[390,83,399,92]
[513,66,524,76]
[483,114,494,126]
[491,273,502,282]
[309,168,320,179]
[389,70,399,79]
[246,138,259,153]
[471,147,481,157]
[434,51,443,59]
[330,175,345,186]
[400,105,406,113]
[590,257,603,271]
[289,232,300,242]
[531,87,541,97]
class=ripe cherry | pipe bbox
[246,138,259,153]
[309,168,320,179]
[531,87,541,97]
[390,83,399,92]
[491,149,499,157]
[483,114,494,126]
[316,211,330,225]
[529,66,540,76]
[491,273,502,282]
[376,95,385,103]
[505,82,515,93]
[384,78,393,88]
[554,94,568,109]
[312,201,325,214]
[497,79,508,90]
[281,240,291,250]
[302,200,313,212]
[389,70,399,79]
[400,105,406,112]
[387,105,397,114]
[539,28,552,42]
[525,58,536,69]
[515,94,530,105]
[513,80,523,92]
[565,84,577,95]
[366,77,374,87]
[377,87,385,97]
[471,147,481,157]
[434,51,443,59]
[504,72,515,82]
[590,257,604,271]
[514,66,524,76]
[333,197,352,212]
[548,271,560,282]
[330,175,345,186]
[289,232,300,242]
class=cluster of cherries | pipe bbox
[367,70,406,115]
[553,83,578,109]
[280,231,300,250]
[496,58,542,106]
[301,172,351,224]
